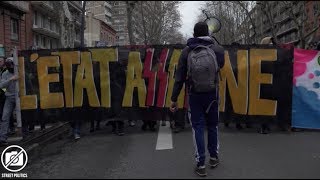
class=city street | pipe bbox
[21,121,320,179]
[1,1,320,179]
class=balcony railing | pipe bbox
[68,1,82,11]
[277,26,298,38]
[32,24,60,39]
[3,1,29,12]
[104,2,112,9]
[105,11,112,17]
[73,15,82,27]
[31,1,54,10]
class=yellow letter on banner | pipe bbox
[89,48,118,108]
[248,49,277,116]
[122,51,147,107]
[19,57,38,110]
[51,51,80,108]
[37,56,64,109]
[219,50,248,114]
[74,52,100,107]
[165,49,185,108]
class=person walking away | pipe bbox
[170,22,225,177]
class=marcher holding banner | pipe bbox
[0,57,19,145]
[170,22,225,177]
[0,57,16,136]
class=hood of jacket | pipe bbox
[187,36,215,49]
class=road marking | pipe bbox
[156,121,173,150]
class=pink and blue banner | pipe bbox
[292,48,320,129]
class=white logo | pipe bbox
[1,145,28,172]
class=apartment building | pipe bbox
[86,1,112,26]
[111,1,129,46]
[84,12,116,47]
[0,1,29,57]
[29,1,82,49]
[237,1,320,47]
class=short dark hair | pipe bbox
[317,42,320,50]
[193,22,209,37]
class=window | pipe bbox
[11,18,19,40]
[42,16,47,28]
[44,18,49,29]
[76,31,80,40]
[49,19,52,30]
[314,2,319,16]
[33,35,38,46]
[41,36,46,48]
[51,39,58,49]
[36,34,40,46]
[48,1,54,8]
[38,13,43,27]
[34,11,38,26]
[50,21,57,32]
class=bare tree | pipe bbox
[199,1,257,44]
[256,1,314,48]
[256,1,281,44]
[234,1,257,43]
[281,1,312,48]
[132,1,183,45]
[126,1,138,45]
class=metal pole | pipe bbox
[126,1,136,45]
[81,1,86,48]
[13,47,22,130]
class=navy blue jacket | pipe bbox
[171,36,225,102]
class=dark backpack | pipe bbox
[187,44,219,92]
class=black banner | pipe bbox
[18,44,293,125]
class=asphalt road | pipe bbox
[10,120,320,179]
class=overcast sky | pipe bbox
[178,1,205,38]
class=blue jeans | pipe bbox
[73,124,80,135]
[189,91,219,167]
[0,96,16,142]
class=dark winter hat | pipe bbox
[193,22,209,37]
[5,57,14,68]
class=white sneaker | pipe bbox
[74,134,81,140]
[129,121,136,127]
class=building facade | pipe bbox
[304,1,320,47]
[28,1,60,49]
[29,1,82,50]
[84,12,116,47]
[111,1,129,46]
[237,1,320,48]
[86,1,112,26]
[0,1,29,57]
